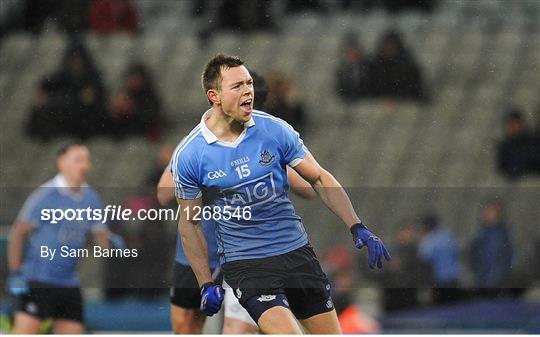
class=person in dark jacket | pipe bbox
[371,30,425,101]
[27,39,107,140]
[336,32,373,103]
[497,108,536,179]
[469,200,513,297]
[379,221,430,312]
[109,63,162,140]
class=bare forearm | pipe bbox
[93,230,111,249]
[313,169,360,227]
[179,220,212,286]
[8,228,26,272]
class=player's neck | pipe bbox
[59,174,83,191]
[207,107,245,142]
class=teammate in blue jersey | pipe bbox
[7,143,124,334]
[158,163,221,334]
[171,54,390,334]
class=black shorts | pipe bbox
[222,244,333,320]
[170,262,221,309]
[16,282,83,323]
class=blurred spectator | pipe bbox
[371,30,426,101]
[322,246,380,334]
[336,32,373,103]
[264,70,306,133]
[55,0,89,34]
[18,0,58,34]
[26,81,64,140]
[27,40,107,140]
[109,63,162,140]
[217,0,276,31]
[497,108,536,179]
[1,0,89,36]
[533,105,540,174]
[469,200,513,297]
[418,213,461,304]
[379,221,429,312]
[89,0,139,35]
[197,0,276,46]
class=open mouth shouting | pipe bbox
[240,98,253,114]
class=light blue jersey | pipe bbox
[17,175,105,287]
[171,110,309,263]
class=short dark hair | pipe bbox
[201,53,244,105]
[56,142,86,159]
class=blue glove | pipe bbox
[200,282,224,316]
[7,271,29,296]
[110,234,127,250]
[351,222,391,269]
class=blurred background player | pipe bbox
[6,143,125,333]
[173,54,390,334]
[156,71,315,334]
[418,213,461,304]
[469,199,514,298]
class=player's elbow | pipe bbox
[156,188,173,206]
[319,168,340,187]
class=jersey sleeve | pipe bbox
[279,122,308,167]
[170,147,202,200]
[16,188,49,227]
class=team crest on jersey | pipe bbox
[259,150,275,166]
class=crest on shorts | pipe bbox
[326,298,334,309]
[26,302,38,315]
[257,295,277,302]
[259,150,275,166]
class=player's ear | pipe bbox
[207,89,220,105]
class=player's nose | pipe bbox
[242,85,252,96]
